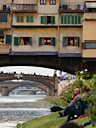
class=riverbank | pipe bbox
[17,112,92,128]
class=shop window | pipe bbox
[62,37,80,46]
[50,0,56,5]
[40,0,46,5]
[38,37,56,46]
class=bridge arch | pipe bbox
[0,73,58,96]
[7,81,52,96]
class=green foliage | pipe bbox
[75,70,96,127]
[75,69,90,80]
[85,74,96,127]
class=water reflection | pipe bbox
[0,95,51,128]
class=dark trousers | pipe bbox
[63,103,85,122]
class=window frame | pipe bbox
[84,42,96,49]
[49,0,56,5]
[14,37,32,46]
[0,35,4,44]
[40,16,55,24]
[26,16,33,23]
[38,37,56,46]
[40,0,46,5]
[61,15,81,24]
[16,16,24,23]
[62,37,80,47]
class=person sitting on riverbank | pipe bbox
[58,88,88,122]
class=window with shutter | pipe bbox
[61,15,64,24]
[41,16,55,24]
[29,37,32,45]
[75,37,80,46]
[51,16,55,24]
[78,16,81,24]
[62,37,68,46]
[51,37,56,46]
[6,35,12,44]
[74,16,78,24]
[71,15,75,24]
[0,13,7,22]
[64,16,67,24]
[14,37,19,46]
[67,15,70,24]
[16,16,24,23]
[41,16,47,24]
[38,37,41,46]
[26,16,33,22]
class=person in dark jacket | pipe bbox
[58,88,88,122]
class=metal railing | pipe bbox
[11,4,37,12]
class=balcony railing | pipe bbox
[11,4,37,12]
[59,2,84,13]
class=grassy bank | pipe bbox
[17,112,94,128]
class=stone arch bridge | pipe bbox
[0,73,58,96]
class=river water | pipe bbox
[0,95,52,128]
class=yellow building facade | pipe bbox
[0,0,96,58]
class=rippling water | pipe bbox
[0,95,51,128]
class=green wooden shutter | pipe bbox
[21,16,24,22]
[16,16,19,22]
[51,37,56,46]
[29,37,32,45]
[61,15,63,24]
[14,37,19,46]
[26,16,29,22]
[64,16,67,24]
[30,16,33,22]
[6,35,12,44]
[41,16,47,24]
[78,16,81,24]
[67,15,70,24]
[75,15,78,24]
[27,16,33,22]
[41,16,43,24]
[75,37,80,46]
[44,16,47,24]
[71,15,74,24]
[62,37,67,46]
[51,16,55,24]
[38,37,41,46]
[0,13,7,22]
[62,37,68,46]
